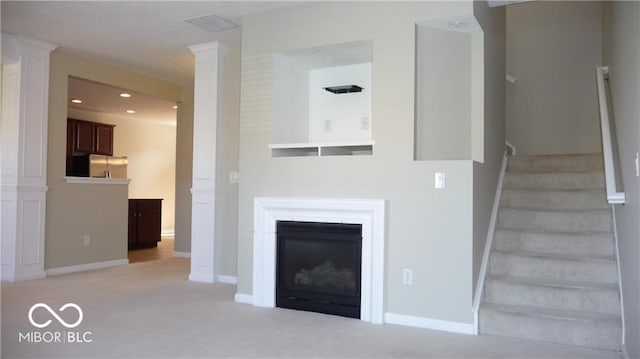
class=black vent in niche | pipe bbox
[323,85,363,94]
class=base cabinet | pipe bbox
[128,199,162,250]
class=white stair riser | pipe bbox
[507,154,603,173]
[485,279,620,315]
[493,230,615,257]
[479,306,621,350]
[498,209,612,233]
[503,172,604,190]
[500,189,608,210]
[489,253,618,284]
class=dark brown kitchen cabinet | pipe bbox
[94,123,114,155]
[68,119,115,156]
[66,119,115,176]
[128,199,162,250]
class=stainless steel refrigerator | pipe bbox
[89,154,128,179]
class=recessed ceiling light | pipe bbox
[120,93,132,98]
[126,110,136,114]
[172,105,178,109]
[71,99,83,104]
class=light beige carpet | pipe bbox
[1,258,621,358]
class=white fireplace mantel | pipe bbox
[251,197,385,324]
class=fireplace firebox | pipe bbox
[276,221,362,319]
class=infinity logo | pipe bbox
[28,303,83,329]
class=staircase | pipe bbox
[479,153,622,351]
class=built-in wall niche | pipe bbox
[271,40,373,157]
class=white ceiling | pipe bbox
[68,77,178,125]
[1,1,298,124]
[1,1,297,85]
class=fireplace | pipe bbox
[276,221,362,318]
[250,197,385,324]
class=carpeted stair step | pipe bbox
[503,172,605,190]
[500,189,607,211]
[506,153,604,173]
[498,208,612,233]
[493,229,615,258]
[489,251,618,284]
[484,276,620,315]
[479,303,621,350]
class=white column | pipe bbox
[187,41,224,283]
[1,34,57,281]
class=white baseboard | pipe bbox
[384,313,474,335]
[173,251,191,258]
[218,275,237,284]
[234,293,253,304]
[1,267,46,282]
[188,272,215,283]
[46,259,129,276]
[161,230,175,237]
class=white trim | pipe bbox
[161,230,175,237]
[268,140,375,149]
[188,272,215,283]
[487,0,532,7]
[234,293,253,304]
[611,206,626,350]
[218,275,237,284]
[384,313,475,335]
[505,142,516,156]
[64,176,131,185]
[595,66,625,204]
[188,41,224,285]
[252,197,386,324]
[1,266,46,282]
[173,251,191,258]
[0,185,48,192]
[45,259,128,276]
[472,152,508,334]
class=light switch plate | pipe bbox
[435,172,446,189]
[229,171,239,184]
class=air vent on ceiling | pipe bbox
[185,14,239,33]
[324,85,363,94]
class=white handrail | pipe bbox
[595,66,625,204]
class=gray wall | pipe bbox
[415,26,472,161]
[214,42,241,277]
[472,1,506,298]
[506,1,603,155]
[237,1,497,324]
[603,2,640,357]
[173,81,194,254]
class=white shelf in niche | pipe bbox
[269,140,374,157]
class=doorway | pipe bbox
[67,76,178,264]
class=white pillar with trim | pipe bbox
[1,34,57,281]
[187,41,224,283]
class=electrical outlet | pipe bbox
[402,268,413,285]
[324,120,331,132]
[360,116,370,130]
[82,235,91,246]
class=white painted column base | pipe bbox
[187,41,224,284]
[1,34,57,282]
